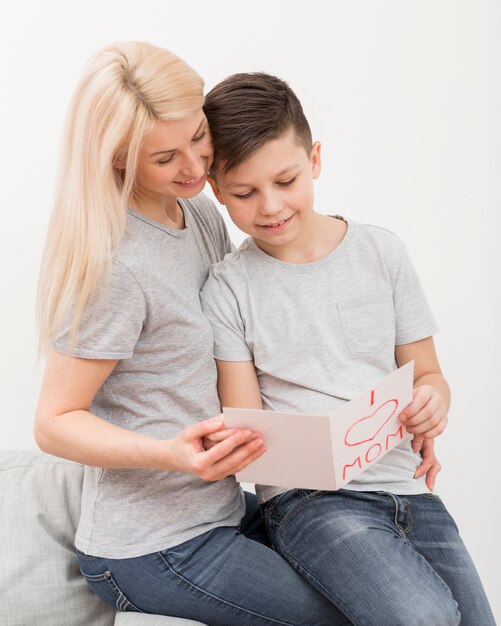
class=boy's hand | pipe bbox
[399,384,448,441]
[414,437,441,491]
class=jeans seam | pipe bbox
[383,492,408,540]
[157,551,298,626]
[271,534,356,626]
[104,570,144,613]
[402,502,413,536]
[80,565,144,613]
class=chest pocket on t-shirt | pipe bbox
[336,288,395,354]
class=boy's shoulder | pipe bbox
[352,220,407,256]
[208,237,256,279]
[355,220,399,241]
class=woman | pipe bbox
[34,41,351,625]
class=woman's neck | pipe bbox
[130,191,185,229]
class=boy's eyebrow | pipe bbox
[226,164,300,188]
[148,119,207,158]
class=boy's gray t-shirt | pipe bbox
[201,219,439,503]
[53,194,245,559]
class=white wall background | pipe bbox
[1,0,499,619]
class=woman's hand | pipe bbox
[399,384,448,443]
[165,417,266,481]
[413,437,441,491]
[202,426,262,451]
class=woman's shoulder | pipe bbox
[182,192,221,224]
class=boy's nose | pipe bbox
[259,194,282,216]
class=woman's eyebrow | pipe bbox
[149,148,176,157]
[149,120,207,158]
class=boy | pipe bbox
[200,73,495,625]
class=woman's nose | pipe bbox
[179,147,206,178]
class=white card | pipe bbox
[223,361,414,490]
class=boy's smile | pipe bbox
[210,128,322,260]
[259,214,295,231]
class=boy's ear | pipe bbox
[311,141,322,179]
[208,176,225,205]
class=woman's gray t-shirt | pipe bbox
[53,194,245,559]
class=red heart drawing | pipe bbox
[344,399,399,447]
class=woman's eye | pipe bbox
[277,177,296,187]
[192,130,207,142]
[157,155,175,166]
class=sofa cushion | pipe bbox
[0,450,116,626]
[115,614,207,626]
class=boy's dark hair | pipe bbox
[204,72,312,176]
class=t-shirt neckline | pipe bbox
[247,216,355,272]
[127,200,190,238]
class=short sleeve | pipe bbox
[201,265,253,361]
[52,260,147,359]
[219,213,234,255]
[385,235,439,345]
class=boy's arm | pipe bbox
[395,336,450,440]
[204,360,263,449]
[395,336,448,491]
[216,360,263,409]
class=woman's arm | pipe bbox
[35,350,265,480]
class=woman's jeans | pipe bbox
[264,488,496,626]
[76,492,351,626]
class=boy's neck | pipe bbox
[253,212,347,264]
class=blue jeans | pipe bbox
[76,492,351,625]
[263,489,496,626]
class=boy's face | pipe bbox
[209,129,321,255]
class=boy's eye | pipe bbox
[234,190,255,199]
[277,177,296,187]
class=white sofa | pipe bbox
[0,449,207,626]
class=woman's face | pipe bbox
[133,110,213,203]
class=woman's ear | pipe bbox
[208,176,225,205]
[311,141,322,179]
[114,158,126,170]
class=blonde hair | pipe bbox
[37,42,204,356]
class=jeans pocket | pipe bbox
[421,492,442,501]
[79,567,144,613]
[265,489,326,533]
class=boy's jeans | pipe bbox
[76,492,351,626]
[264,488,496,626]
